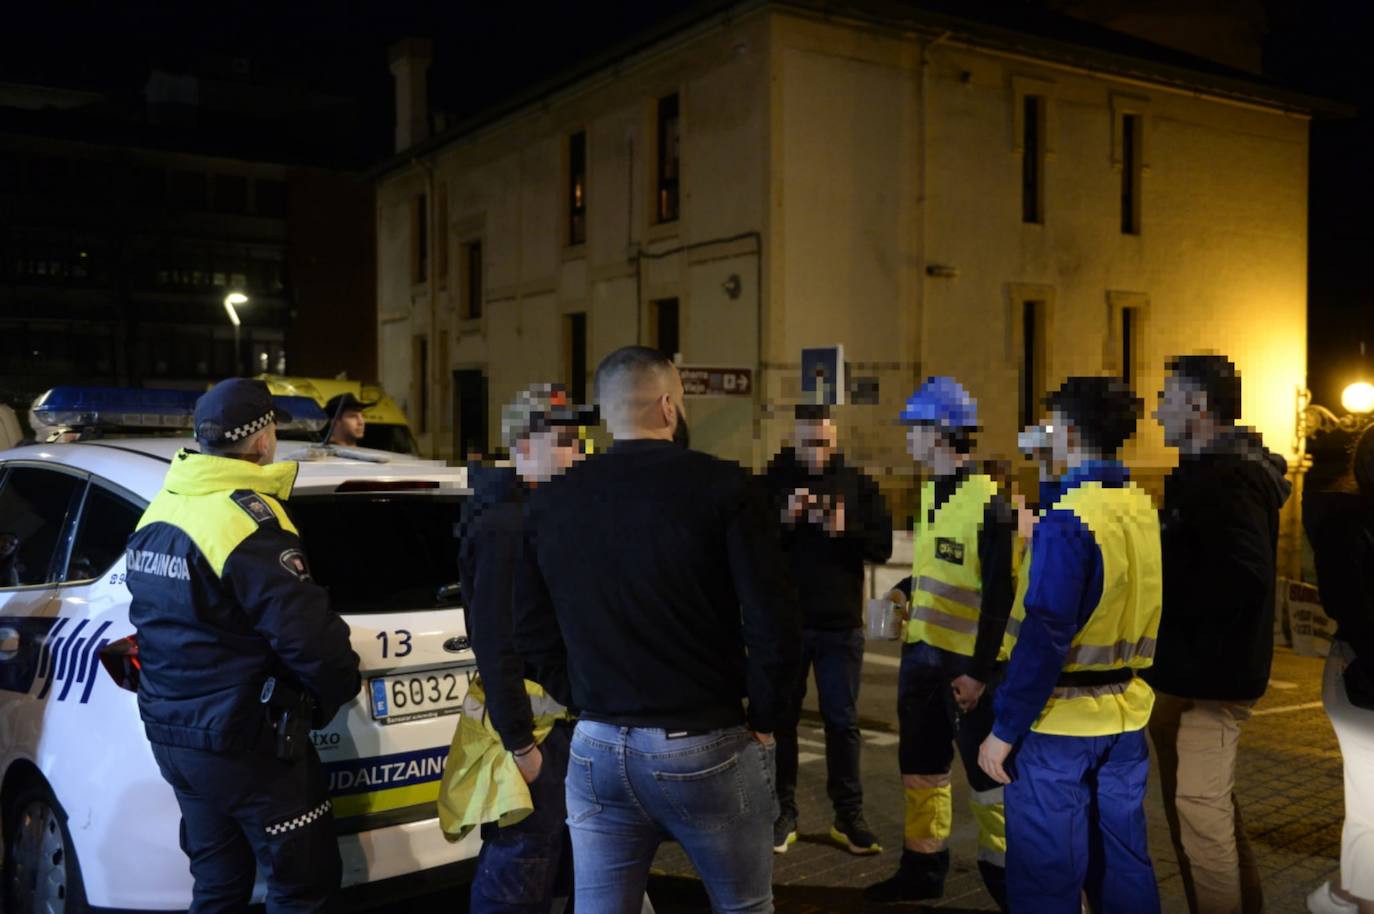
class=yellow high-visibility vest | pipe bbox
[1030,480,1162,737]
[907,473,1022,661]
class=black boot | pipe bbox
[978,859,1008,912]
[862,849,950,903]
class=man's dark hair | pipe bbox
[1166,354,1241,425]
[1044,376,1143,457]
[594,345,674,403]
[794,404,831,422]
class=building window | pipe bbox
[1022,95,1045,224]
[568,130,587,245]
[463,241,483,320]
[1121,113,1142,235]
[436,185,449,285]
[170,170,208,210]
[413,335,429,435]
[566,313,588,403]
[1120,305,1137,385]
[213,175,248,214]
[656,93,680,224]
[1021,299,1046,428]
[653,297,680,362]
[255,178,286,217]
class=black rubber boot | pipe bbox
[978,859,1009,912]
[862,848,951,903]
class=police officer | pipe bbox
[979,376,1163,914]
[126,378,362,914]
[866,376,1017,909]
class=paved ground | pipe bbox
[384,645,1343,913]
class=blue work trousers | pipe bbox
[1005,728,1160,914]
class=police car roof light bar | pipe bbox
[31,387,329,436]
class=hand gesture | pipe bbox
[951,674,985,712]
[513,744,543,784]
[978,734,1014,785]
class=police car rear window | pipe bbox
[289,495,461,613]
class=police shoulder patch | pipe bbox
[230,490,278,526]
[279,548,312,582]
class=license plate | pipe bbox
[369,666,471,724]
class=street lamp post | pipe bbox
[223,292,249,376]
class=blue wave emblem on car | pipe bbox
[33,617,114,704]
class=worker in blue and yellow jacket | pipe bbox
[866,377,1019,910]
[979,376,1163,914]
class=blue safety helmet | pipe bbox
[899,376,979,429]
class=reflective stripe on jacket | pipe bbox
[1031,480,1163,737]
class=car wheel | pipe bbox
[4,780,88,914]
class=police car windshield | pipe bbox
[289,494,460,613]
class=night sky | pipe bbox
[3,1,1370,407]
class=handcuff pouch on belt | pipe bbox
[260,676,315,762]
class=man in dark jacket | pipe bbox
[126,379,361,914]
[518,345,801,913]
[458,382,593,913]
[1146,354,1291,914]
[762,404,892,856]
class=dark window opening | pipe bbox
[653,298,680,362]
[255,179,287,217]
[1021,300,1044,429]
[1121,114,1141,235]
[415,336,429,435]
[436,186,449,283]
[66,485,142,583]
[1022,95,1044,224]
[292,495,463,613]
[170,170,208,210]
[1121,306,1136,386]
[566,313,588,403]
[656,93,680,223]
[0,468,85,587]
[213,175,249,214]
[569,131,587,245]
[452,369,489,461]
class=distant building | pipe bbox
[0,61,376,408]
[372,0,1325,567]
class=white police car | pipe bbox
[0,388,479,912]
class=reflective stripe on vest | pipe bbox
[1030,480,1163,738]
[907,474,996,656]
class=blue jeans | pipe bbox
[566,721,777,914]
[1005,728,1160,914]
[775,627,865,822]
[470,722,573,913]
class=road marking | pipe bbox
[1252,701,1324,717]
[863,731,899,747]
[796,736,826,749]
[865,652,902,669]
[798,751,824,764]
[1268,679,1298,690]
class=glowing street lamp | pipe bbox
[223,292,249,376]
[1341,381,1374,416]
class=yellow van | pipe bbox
[258,375,418,455]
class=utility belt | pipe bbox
[1056,668,1134,689]
[260,676,316,762]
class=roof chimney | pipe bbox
[389,38,433,153]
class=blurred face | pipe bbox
[795,419,837,473]
[1046,410,1075,470]
[331,409,367,446]
[514,427,586,484]
[1154,374,1202,449]
[0,534,17,558]
[906,423,952,474]
[259,424,279,465]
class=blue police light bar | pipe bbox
[31,387,328,436]
[32,387,199,430]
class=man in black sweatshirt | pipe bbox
[762,404,892,856]
[1146,354,1291,914]
[518,346,801,913]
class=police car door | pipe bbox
[0,465,89,750]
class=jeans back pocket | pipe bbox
[651,753,748,832]
[565,750,602,825]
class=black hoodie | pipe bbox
[1144,427,1292,701]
